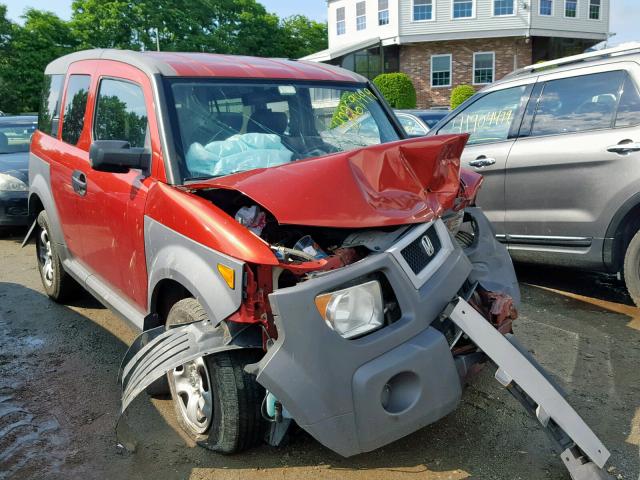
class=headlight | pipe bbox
[0,173,27,192]
[315,280,384,339]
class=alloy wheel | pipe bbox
[37,228,54,287]
[171,357,213,433]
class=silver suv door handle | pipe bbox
[607,141,640,155]
[469,156,497,168]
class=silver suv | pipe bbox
[430,44,640,305]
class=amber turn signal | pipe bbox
[217,264,235,289]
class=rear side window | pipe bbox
[38,74,64,136]
[61,75,91,145]
[94,79,148,148]
[615,75,640,128]
[531,71,624,136]
[438,86,527,145]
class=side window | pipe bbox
[397,114,428,136]
[531,71,624,136]
[438,86,527,145]
[38,74,64,136]
[615,75,640,128]
[61,75,91,145]
[94,79,148,148]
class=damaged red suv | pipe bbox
[27,49,609,479]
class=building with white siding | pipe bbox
[303,0,610,107]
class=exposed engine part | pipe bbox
[271,245,318,262]
[342,226,411,252]
[235,205,266,236]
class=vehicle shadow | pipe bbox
[515,262,633,306]
[1,277,638,480]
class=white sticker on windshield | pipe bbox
[278,85,296,95]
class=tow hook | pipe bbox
[445,298,610,480]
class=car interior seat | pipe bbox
[247,109,288,135]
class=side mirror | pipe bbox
[89,140,150,173]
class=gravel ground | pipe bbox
[0,228,638,480]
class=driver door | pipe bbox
[435,83,533,235]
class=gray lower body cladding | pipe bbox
[254,239,473,457]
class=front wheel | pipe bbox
[166,298,265,453]
[623,229,640,306]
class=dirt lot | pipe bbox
[0,228,639,480]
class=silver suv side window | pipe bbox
[531,71,625,136]
[437,86,527,145]
[94,79,148,148]
[615,75,640,128]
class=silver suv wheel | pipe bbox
[170,357,213,434]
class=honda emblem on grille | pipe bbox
[421,235,435,256]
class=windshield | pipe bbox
[0,121,37,154]
[166,80,401,181]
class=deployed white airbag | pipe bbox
[186,133,293,177]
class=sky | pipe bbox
[2,0,637,45]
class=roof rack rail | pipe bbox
[505,43,640,78]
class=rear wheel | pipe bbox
[166,298,265,453]
[624,230,640,306]
[35,210,78,302]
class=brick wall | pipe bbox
[400,37,532,108]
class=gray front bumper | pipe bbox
[254,230,473,457]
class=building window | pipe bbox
[539,0,553,15]
[473,52,495,85]
[589,0,600,19]
[431,54,452,87]
[413,0,433,20]
[494,0,514,15]
[565,0,577,17]
[336,7,346,35]
[356,1,367,31]
[453,0,474,18]
[378,0,390,25]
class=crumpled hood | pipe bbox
[187,135,470,228]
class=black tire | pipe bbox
[624,229,640,306]
[166,298,265,453]
[35,210,79,302]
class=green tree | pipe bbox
[450,84,476,110]
[279,15,327,59]
[0,9,77,113]
[372,73,417,109]
[69,0,305,57]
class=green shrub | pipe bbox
[450,84,476,110]
[372,73,417,109]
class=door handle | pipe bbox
[469,156,497,168]
[71,170,87,196]
[607,140,640,155]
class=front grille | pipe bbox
[400,225,442,275]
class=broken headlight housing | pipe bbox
[443,210,464,236]
[315,280,384,339]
